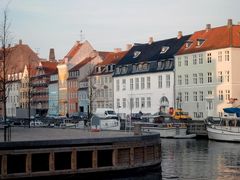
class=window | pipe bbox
[207,53,212,63]
[218,71,223,83]
[218,51,222,62]
[225,71,230,82]
[116,79,120,91]
[135,78,139,90]
[193,55,197,65]
[158,61,165,70]
[160,46,169,54]
[123,98,126,108]
[184,92,189,102]
[147,77,151,89]
[130,98,134,109]
[184,74,189,85]
[117,99,120,108]
[225,51,229,61]
[122,66,128,74]
[178,57,181,67]
[141,97,145,108]
[184,56,188,66]
[178,75,182,85]
[199,73,203,84]
[178,92,182,102]
[193,92,198,101]
[166,74,170,88]
[141,77,145,89]
[208,91,213,95]
[185,40,193,48]
[225,90,230,101]
[199,54,203,64]
[207,72,212,83]
[197,39,205,46]
[193,74,197,84]
[219,90,223,101]
[122,79,126,90]
[135,98,139,108]
[158,75,162,88]
[199,91,203,101]
[130,78,133,90]
[133,51,141,58]
[147,97,151,108]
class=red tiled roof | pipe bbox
[40,61,58,74]
[98,51,128,65]
[0,44,40,74]
[177,24,240,55]
[65,41,83,58]
[69,56,96,71]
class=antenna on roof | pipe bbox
[80,30,84,42]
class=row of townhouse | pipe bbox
[113,19,240,120]
[2,19,240,120]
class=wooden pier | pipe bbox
[0,127,161,179]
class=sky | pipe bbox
[1,0,240,60]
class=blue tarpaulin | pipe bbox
[223,108,240,117]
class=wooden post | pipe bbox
[49,152,55,172]
[92,150,98,169]
[1,155,7,177]
[26,153,32,174]
[130,147,134,166]
[112,149,118,166]
[71,148,77,171]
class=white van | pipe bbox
[94,108,118,119]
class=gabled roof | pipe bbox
[117,35,191,66]
[177,24,240,55]
[69,56,96,72]
[98,51,128,65]
[65,41,83,58]
[40,61,58,75]
[0,43,40,74]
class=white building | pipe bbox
[113,34,190,119]
[175,20,240,120]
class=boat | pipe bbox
[205,108,240,142]
[91,115,121,131]
[139,112,196,138]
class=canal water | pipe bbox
[104,138,240,180]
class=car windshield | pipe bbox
[107,111,116,115]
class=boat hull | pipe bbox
[142,126,188,138]
[207,126,240,142]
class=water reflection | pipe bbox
[161,139,240,180]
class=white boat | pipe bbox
[206,116,240,142]
[30,120,44,127]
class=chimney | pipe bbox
[49,48,55,61]
[75,40,80,46]
[19,39,22,45]
[206,24,211,31]
[177,31,183,39]
[227,19,233,27]
[148,37,153,44]
[114,48,122,53]
[126,44,132,50]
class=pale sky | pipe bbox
[1,0,240,60]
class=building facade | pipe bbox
[48,73,59,116]
[175,20,240,119]
[113,34,190,119]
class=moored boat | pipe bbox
[205,108,240,142]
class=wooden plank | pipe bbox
[71,148,77,171]
[49,152,55,172]
[92,150,97,169]
[26,153,32,174]
[112,149,118,166]
[1,155,7,177]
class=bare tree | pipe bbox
[0,7,13,141]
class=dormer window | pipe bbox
[185,40,193,48]
[115,67,121,74]
[160,46,169,54]
[158,61,165,70]
[196,39,205,47]
[97,66,101,73]
[133,51,141,58]
[122,66,128,74]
